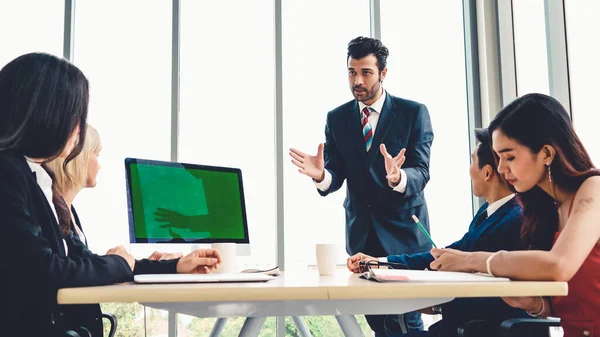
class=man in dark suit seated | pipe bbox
[348,128,530,337]
[290,36,434,336]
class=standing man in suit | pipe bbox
[347,129,528,337]
[290,36,434,336]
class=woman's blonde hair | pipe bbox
[46,124,101,196]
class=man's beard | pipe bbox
[352,81,381,102]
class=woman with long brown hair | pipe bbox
[430,93,600,336]
[0,53,221,337]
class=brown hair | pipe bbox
[41,163,72,235]
[489,93,600,250]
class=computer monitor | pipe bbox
[124,158,250,255]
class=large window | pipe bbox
[380,0,472,248]
[282,0,371,268]
[178,0,276,269]
[0,0,63,67]
[72,0,172,255]
[1,1,488,335]
[512,0,550,96]
[566,1,600,164]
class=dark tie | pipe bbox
[474,210,488,227]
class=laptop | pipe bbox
[134,273,275,284]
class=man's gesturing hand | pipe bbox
[290,144,325,182]
[380,144,406,185]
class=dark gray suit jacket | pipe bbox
[319,92,434,256]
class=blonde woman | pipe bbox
[47,124,181,260]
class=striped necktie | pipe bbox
[361,107,373,151]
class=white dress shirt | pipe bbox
[25,157,68,255]
[486,193,515,217]
[315,90,408,193]
[72,217,87,245]
[378,193,516,262]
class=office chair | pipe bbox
[64,326,91,337]
[457,318,561,337]
[498,318,561,337]
[63,313,117,337]
[457,319,498,337]
[102,312,118,337]
[64,331,82,337]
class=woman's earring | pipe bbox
[547,164,552,183]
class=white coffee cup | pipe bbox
[211,242,237,274]
[315,243,337,276]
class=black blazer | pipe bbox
[319,92,434,256]
[0,151,177,337]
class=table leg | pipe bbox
[209,317,228,337]
[292,316,313,337]
[168,311,177,337]
[335,315,365,337]
[238,317,267,337]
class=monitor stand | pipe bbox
[129,243,251,260]
[190,243,251,256]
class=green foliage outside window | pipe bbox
[101,302,438,336]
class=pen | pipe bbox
[411,215,437,248]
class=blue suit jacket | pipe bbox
[319,92,434,256]
[388,198,530,333]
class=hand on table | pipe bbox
[176,248,222,274]
[347,252,378,273]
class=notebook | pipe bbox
[360,269,510,282]
[241,266,281,276]
[134,273,275,284]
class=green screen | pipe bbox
[128,162,246,242]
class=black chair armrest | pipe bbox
[65,326,91,337]
[102,312,118,337]
[499,318,561,337]
[457,319,500,337]
[64,331,81,337]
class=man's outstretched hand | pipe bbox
[380,144,405,185]
[290,143,325,182]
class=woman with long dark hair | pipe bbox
[429,93,600,336]
[0,53,221,337]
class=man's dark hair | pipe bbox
[475,128,495,169]
[347,36,389,73]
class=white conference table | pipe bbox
[58,269,568,337]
